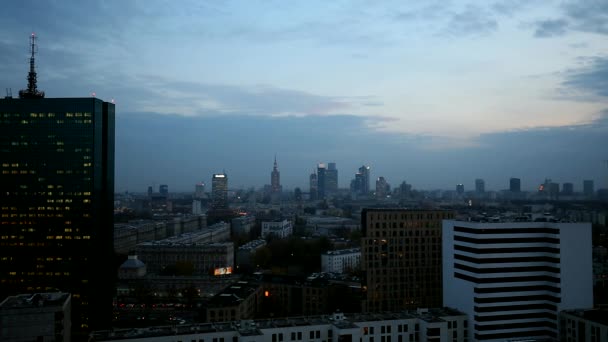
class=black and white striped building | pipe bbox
[443,221,592,341]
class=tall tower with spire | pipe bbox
[19,33,45,99]
[270,154,282,195]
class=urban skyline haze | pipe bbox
[1,1,607,191]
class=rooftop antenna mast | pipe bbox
[19,33,45,99]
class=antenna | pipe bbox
[19,33,45,99]
[4,88,12,99]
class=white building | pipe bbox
[90,309,468,342]
[261,220,293,239]
[321,248,361,274]
[443,220,593,342]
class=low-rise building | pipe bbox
[560,309,608,341]
[206,280,262,322]
[236,239,267,270]
[0,292,71,342]
[90,308,468,342]
[232,215,256,236]
[136,242,234,276]
[261,220,292,239]
[321,248,361,274]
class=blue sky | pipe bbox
[1,1,607,191]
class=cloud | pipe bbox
[441,5,498,37]
[559,56,608,100]
[530,0,608,38]
[534,19,569,38]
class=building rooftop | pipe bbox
[0,292,70,310]
[562,309,608,327]
[207,280,260,307]
[90,308,466,341]
[323,248,361,256]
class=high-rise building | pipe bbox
[317,164,327,199]
[361,209,455,312]
[270,155,281,195]
[375,177,390,199]
[509,178,521,192]
[159,184,168,195]
[443,220,592,341]
[0,97,115,332]
[359,165,370,195]
[147,186,153,196]
[309,172,318,200]
[475,178,485,193]
[211,173,228,209]
[456,184,464,195]
[326,162,338,196]
[562,182,574,196]
[194,182,205,199]
[584,180,594,197]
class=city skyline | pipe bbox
[1,1,607,191]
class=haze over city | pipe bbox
[1,0,607,191]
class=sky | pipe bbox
[1,0,607,192]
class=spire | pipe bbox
[19,33,45,99]
[273,154,278,170]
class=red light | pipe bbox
[264,291,270,297]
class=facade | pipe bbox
[456,184,464,195]
[321,248,361,274]
[475,179,485,193]
[136,242,234,276]
[194,182,205,199]
[236,239,267,269]
[0,97,115,332]
[159,184,168,195]
[91,309,468,342]
[261,220,293,239]
[309,172,318,201]
[560,309,608,342]
[359,165,371,195]
[0,292,71,342]
[212,173,228,209]
[317,164,327,199]
[375,177,390,199]
[270,156,281,196]
[232,215,256,236]
[361,209,454,312]
[326,162,338,196]
[443,220,593,342]
[113,220,168,254]
[584,180,594,197]
[206,280,262,322]
[562,182,574,196]
[509,178,521,192]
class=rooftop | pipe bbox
[0,292,70,310]
[90,308,466,341]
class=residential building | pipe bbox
[443,220,593,341]
[0,292,71,342]
[321,248,361,274]
[261,220,293,239]
[232,215,256,236]
[206,280,262,322]
[90,308,468,342]
[559,309,608,342]
[236,239,267,270]
[361,209,455,312]
[136,242,234,276]
[0,96,115,332]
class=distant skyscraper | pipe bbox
[0,96,115,333]
[270,155,281,195]
[456,184,464,195]
[159,184,168,195]
[212,173,228,209]
[356,165,371,195]
[194,182,205,199]
[509,177,521,192]
[375,176,389,199]
[326,162,338,195]
[475,178,485,193]
[147,186,153,196]
[309,172,318,200]
[584,180,594,197]
[317,164,327,199]
[562,182,574,196]
[362,209,454,312]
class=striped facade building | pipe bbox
[443,221,592,341]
